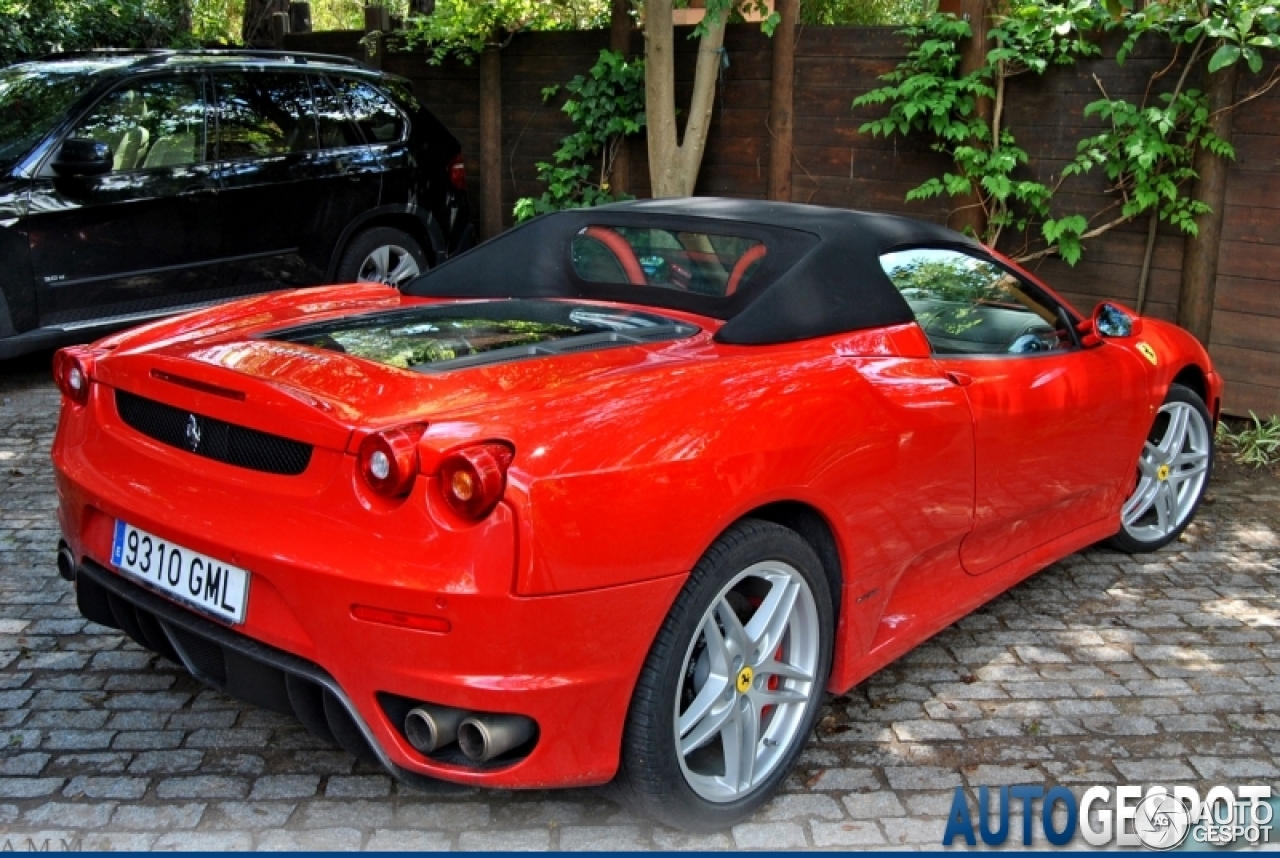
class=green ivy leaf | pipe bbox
[1208,43,1242,72]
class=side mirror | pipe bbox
[52,138,113,177]
[1092,302,1142,339]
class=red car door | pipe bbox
[880,247,1150,575]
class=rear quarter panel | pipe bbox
[446,333,976,617]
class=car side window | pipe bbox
[214,72,316,160]
[71,77,207,172]
[330,77,406,144]
[880,247,1074,356]
[310,76,364,150]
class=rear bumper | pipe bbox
[53,386,687,789]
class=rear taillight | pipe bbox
[438,442,513,521]
[447,153,467,191]
[358,424,426,498]
[53,347,96,406]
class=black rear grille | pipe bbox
[115,389,312,476]
[75,560,377,763]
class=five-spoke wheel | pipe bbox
[336,226,427,290]
[617,520,833,831]
[1110,383,1213,552]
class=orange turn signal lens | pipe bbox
[438,442,513,521]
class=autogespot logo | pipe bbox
[942,783,1274,849]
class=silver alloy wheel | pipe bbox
[1121,400,1211,543]
[674,560,820,803]
[357,244,421,287]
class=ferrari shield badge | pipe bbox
[1137,342,1158,365]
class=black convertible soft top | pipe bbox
[404,198,984,346]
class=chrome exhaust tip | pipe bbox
[56,542,75,582]
[404,703,465,754]
[457,713,536,763]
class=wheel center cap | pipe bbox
[736,666,754,694]
[1156,463,1171,481]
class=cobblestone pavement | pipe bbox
[2,353,1279,851]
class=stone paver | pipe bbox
[1,354,1278,849]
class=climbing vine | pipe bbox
[514,49,647,222]
[854,0,1276,266]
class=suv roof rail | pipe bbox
[35,49,170,61]
[131,49,363,68]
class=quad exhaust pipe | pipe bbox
[457,713,536,763]
[56,542,75,582]
[403,704,465,754]
[402,704,535,763]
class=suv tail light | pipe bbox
[438,442,513,521]
[447,153,467,191]
[358,424,427,498]
[53,347,98,406]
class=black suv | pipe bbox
[0,50,473,359]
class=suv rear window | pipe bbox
[571,226,768,298]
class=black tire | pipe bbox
[335,227,428,289]
[614,519,834,831]
[1107,383,1213,553]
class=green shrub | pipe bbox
[1217,412,1280,469]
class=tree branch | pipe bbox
[1015,213,1132,264]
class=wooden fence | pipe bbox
[284,26,1280,417]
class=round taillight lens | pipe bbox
[53,348,92,406]
[438,442,513,520]
[358,424,426,497]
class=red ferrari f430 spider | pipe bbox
[51,199,1220,829]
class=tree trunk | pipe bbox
[610,0,633,196]
[479,45,504,239]
[644,0,729,198]
[1177,61,1238,345]
[938,0,990,239]
[767,0,796,201]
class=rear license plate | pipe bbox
[110,520,249,625]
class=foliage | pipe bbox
[1065,91,1229,242]
[399,0,608,64]
[852,0,1265,265]
[855,7,1105,252]
[1113,0,1280,74]
[0,0,197,66]
[800,0,937,27]
[514,48,646,222]
[1217,412,1280,469]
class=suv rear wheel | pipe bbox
[337,227,427,289]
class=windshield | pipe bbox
[265,299,698,371]
[0,65,101,170]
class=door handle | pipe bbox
[946,370,973,387]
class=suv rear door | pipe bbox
[211,70,380,289]
[26,73,222,326]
